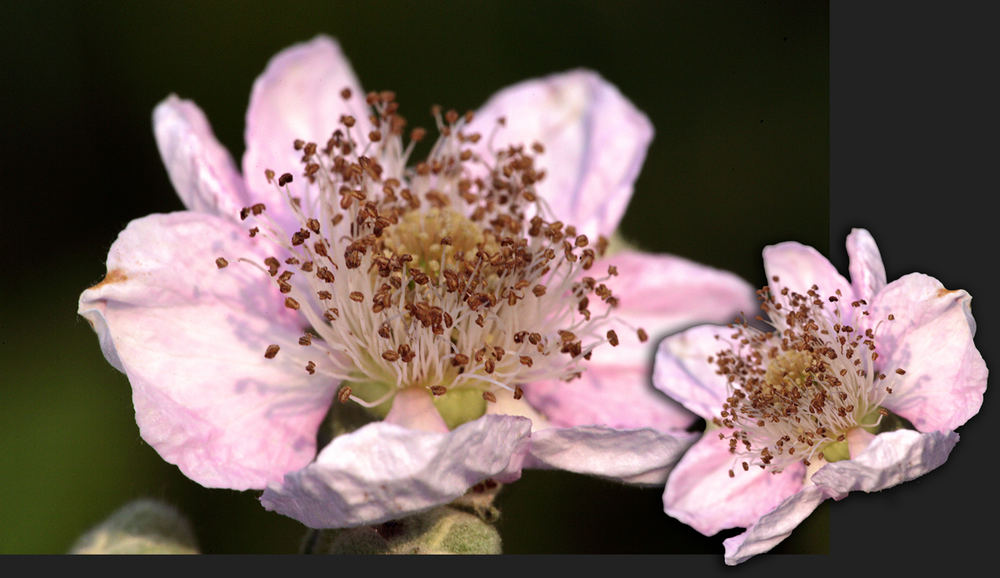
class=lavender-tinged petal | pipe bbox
[468,69,652,239]
[663,434,806,537]
[652,325,739,420]
[811,429,958,497]
[524,426,697,485]
[587,250,757,369]
[763,241,856,323]
[524,363,697,432]
[870,273,987,431]
[846,228,887,302]
[78,212,335,490]
[242,35,370,234]
[721,484,827,565]
[260,415,532,528]
[153,95,251,220]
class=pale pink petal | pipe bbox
[846,228,887,302]
[846,427,876,459]
[78,212,336,490]
[663,434,806,537]
[524,363,697,432]
[259,415,532,528]
[153,96,251,220]
[586,250,757,370]
[242,35,370,233]
[721,484,827,565]
[762,241,856,323]
[524,426,697,485]
[467,70,652,239]
[810,429,959,498]
[652,325,738,420]
[870,273,987,431]
[383,387,449,433]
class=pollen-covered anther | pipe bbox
[229,89,635,418]
[712,284,899,475]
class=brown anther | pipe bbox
[519,355,533,367]
[284,297,300,310]
[382,350,400,362]
[349,291,364,303]
[305,361,316,375]
[264,169,275,183]
[482,391,497,403]
[264,344,280,359]
[298,334,313,346]
[607,330,619,346]
[513,385,524,400]
[532,284,547,297]
[278,173,294,187]
[337,385,352,404]
[430,385,448,396]
[340,87,352,100]
[215,257,228,269]
[637,328,649,343]
[895,368,906,375]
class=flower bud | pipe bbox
[69,499,198,554]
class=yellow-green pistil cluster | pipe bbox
[710,279,902,476]
[220,90,637,428]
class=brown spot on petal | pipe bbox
[937,288,960,298]
[88,269,128,291]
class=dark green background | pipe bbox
[4,0,831,557]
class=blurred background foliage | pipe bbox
[1,0,830,555]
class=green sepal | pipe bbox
[431,387,487,430]
[312,506,502,554]
[819,439,851,463]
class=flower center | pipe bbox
[711,280,901,475]
[221,89,637,428]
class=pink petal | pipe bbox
[762,240,856,323]
[524,363,697,432]
[663,434,806,537]
[870,273,988,431]
[242,35,370,234]
[810,429,959,498]
[78,212,336,490]
[846,228,887,302]
[721,484,827,565]
[153,95,251,221]
[652,325,738,420]
[587,250,757,369]
[524,426,697,485]
[259,415,532,528]
[467,69,652,239]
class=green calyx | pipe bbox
[310,506,502,554]
[819,439,851,463]
[431,386,488,430]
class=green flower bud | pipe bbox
[313,506,501,554]
[431,387,487,430]
[69,499,198,554]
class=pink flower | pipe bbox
[78,36,755,529]
[653,228,988,564]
